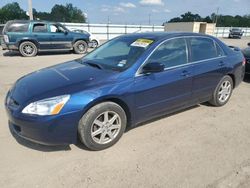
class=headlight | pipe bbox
[22,95,70,116]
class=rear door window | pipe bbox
[33,23,48,33]
[190,37,217,62]
[215,43,225,57]
[5,22,29,32]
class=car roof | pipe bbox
[119,32,213,42]
[6,20,59,25]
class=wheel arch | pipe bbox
[73,38,88,44]
[81,96,132,129]
[18,39,39,49]
[227,73,235,88]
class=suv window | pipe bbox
[146,38,188,68]
[190,37,217,62]
[50,24,65,33]
[5,22,29,32]
[33,23,47,33]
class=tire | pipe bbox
[78,102,127,150]
[91,40,98,48]
[19,41,37,57]
[73,40,88,54]
[209,75,233,107]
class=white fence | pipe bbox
[1,22,250,40]
[63,23,250,40]
[63,23,164,40]
[214,27,250,37]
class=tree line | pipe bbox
[0,2,250,27]
[0,2,86,24]
[167,11,250,27]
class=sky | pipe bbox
[0,0,250,25]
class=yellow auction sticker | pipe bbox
[131,39,154,48]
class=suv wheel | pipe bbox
[78,102,127,150]
[19,41,37,57]
[73,40,88,54]
[209,75,233,106]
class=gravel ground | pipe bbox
[0,37,250,188]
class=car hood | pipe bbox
[70,31,90,38]
[10,59,120,105]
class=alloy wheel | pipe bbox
[91,111,121,144]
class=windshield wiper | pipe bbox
[84,61,103,70]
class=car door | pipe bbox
[133,38,193,122]
[49,24,73,49]
[31,22,50,50]
[188,37,227,102]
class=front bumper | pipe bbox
[5,105,82,145]
[229,34,242,38]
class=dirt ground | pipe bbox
[0,37,250,188]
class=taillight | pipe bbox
[242,58,246,66]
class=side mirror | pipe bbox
[248,42,250,47]
[64,30,68,35]
[142,62,165,74]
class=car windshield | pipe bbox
[81,36,155,71]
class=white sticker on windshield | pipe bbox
[131,39,154,48]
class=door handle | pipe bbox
[181,70,190,77]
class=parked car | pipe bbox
[5,32,245,150]
[71,29,100,48]
[242,42,250,74]
[1,20,90,57]
[228,28,244,39]
[0,25,4,45]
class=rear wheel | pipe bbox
[73,40,88,54]
[209,75,233,106]
[78,102,127,150]
[19,41,37,57]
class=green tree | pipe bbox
[0,2,28,23]
[166,11,250,27]
[0,2,86,23]
[50,3,86,22]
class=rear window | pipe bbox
[5,22,29,33]
[190,37,217,62]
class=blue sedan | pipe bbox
[5,32,245,150]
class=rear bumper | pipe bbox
[1,40,18,50]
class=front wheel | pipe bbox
[73,40,88,54]
[209,75,233,106]
[78,102,127,150]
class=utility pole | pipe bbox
[215,7,219,26]
[28,0,33,20]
